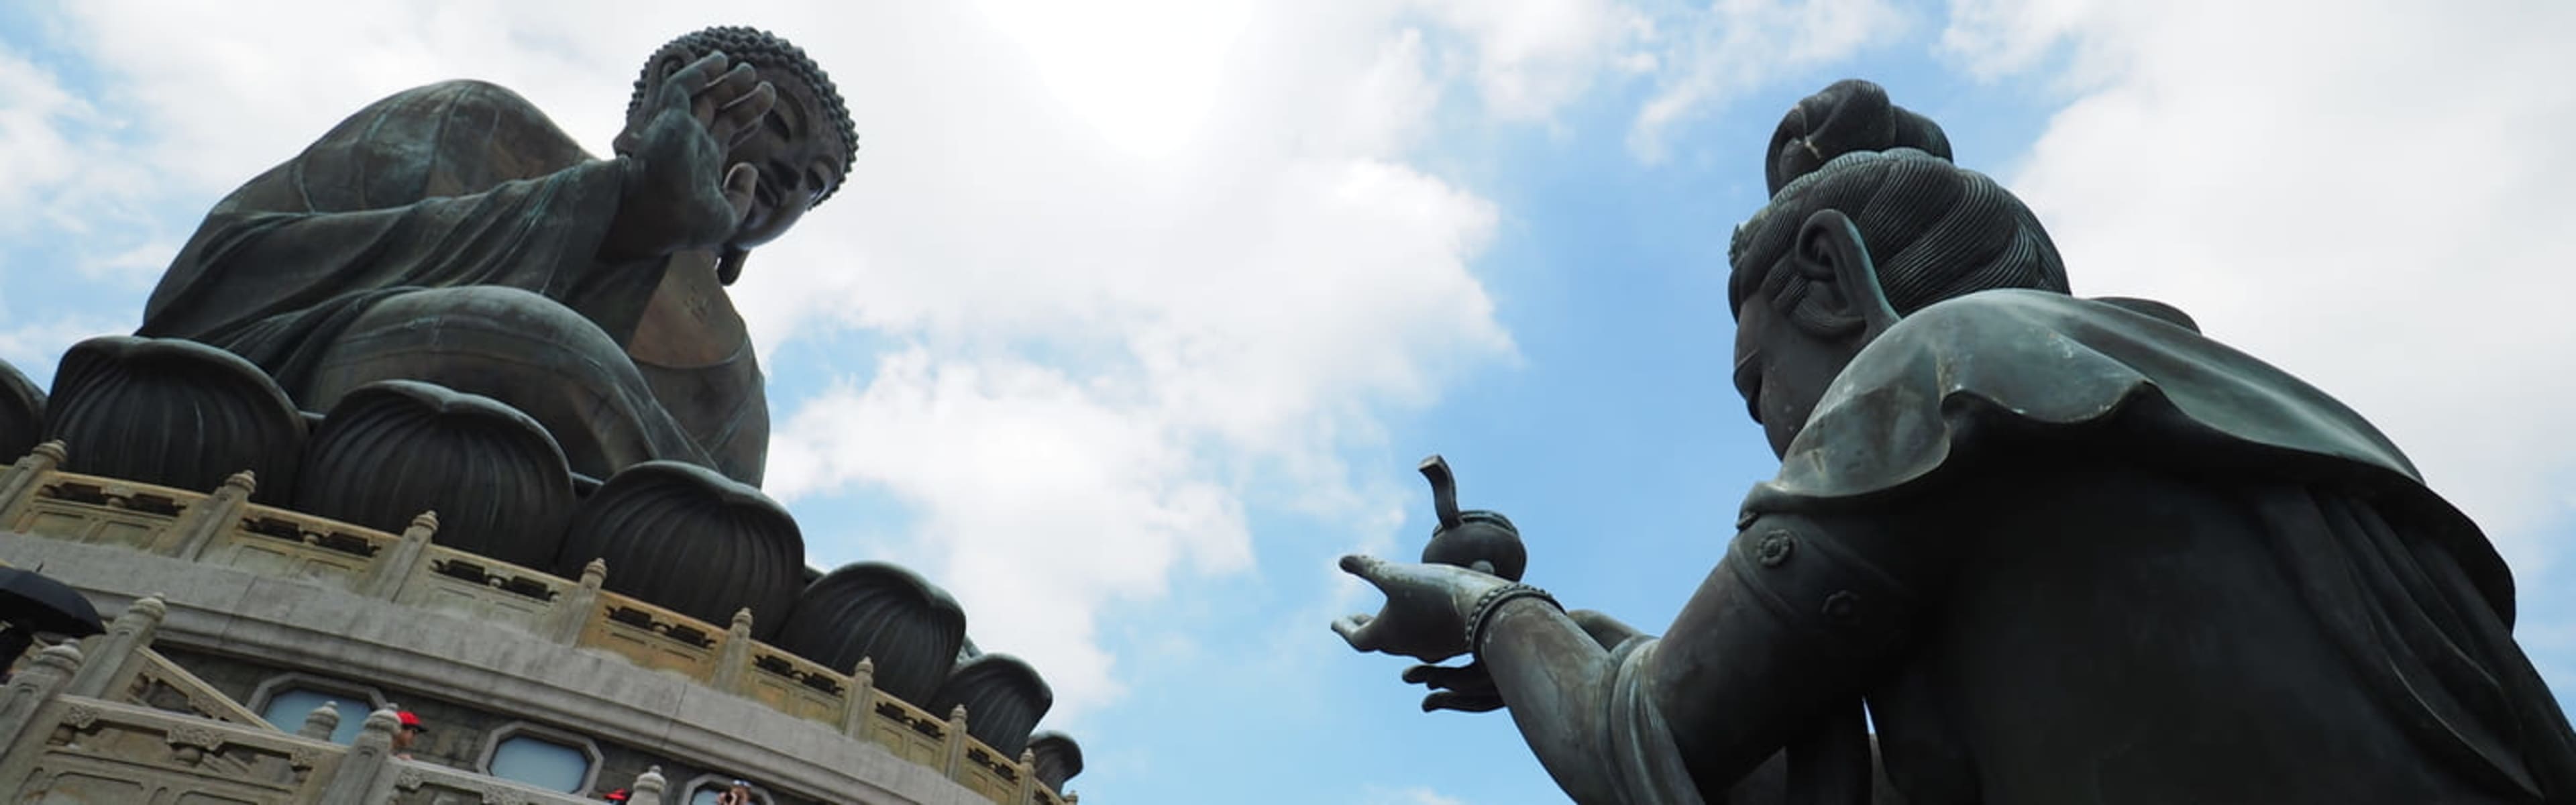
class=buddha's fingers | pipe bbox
[721,164,759,224]
[670,51,733,95]
[711,83,776,148]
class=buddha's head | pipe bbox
[627,26,859,278]
[1727,80,2068,458]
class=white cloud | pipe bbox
[1941,0,2576,572]
[1364,785,1470,805]
[1628,0,1910,162]
[730,1,1517,720]
[0,315,125,389]
[0,48,87,220]
[1409,0,1660,121]
[7,0,1521,724]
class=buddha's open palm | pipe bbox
[605,51,776,259]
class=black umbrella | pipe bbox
[0,566,103,638]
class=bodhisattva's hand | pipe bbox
[602,51,777,261]
[1403,661,1503,713]
[1332,554,1511,664]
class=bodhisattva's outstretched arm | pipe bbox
[1337,508,1935,803]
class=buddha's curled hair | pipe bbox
[627,25,859,205]
[1729,81,2067,335]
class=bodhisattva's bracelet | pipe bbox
[1466,583,1564,657]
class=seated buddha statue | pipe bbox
[135,25,857,488]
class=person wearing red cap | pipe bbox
[392,710,428,760]
[600,789,630,802]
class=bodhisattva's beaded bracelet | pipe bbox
[1466,583,1564,656]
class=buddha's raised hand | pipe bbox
[604,51,777,260]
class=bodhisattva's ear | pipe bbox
[1796,209,1901,341]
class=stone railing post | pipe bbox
[319,707,399,802]
[65,594,166,699]
[170,471,256,560]
[0,643,80,747]
[712,608,755,693]
[630,765,668,805]
[841,657,878,740]
[0,441,67,526]
[359,511,438,600]
[1015,749,1039,804]
[297,700,341,741]
[0,643,80,790]
[544,559,605,645]
[942,704,970,778]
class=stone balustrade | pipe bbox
[0,641,639,804]
[0,442,1074,805]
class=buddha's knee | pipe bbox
[301,287,688,478]
[346,287,619,359]
[306,288,624,398]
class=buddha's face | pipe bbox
[724,70,845,250]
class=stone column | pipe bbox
[297,700,341,741]
[359,511,439,600]
[0,643,81,793]
[0,644,80,747]
[1015,749,1040,804]
[712,608,755,693]
[630,765,668,805]
[64,594,166,700]
[317,708,399,803]
[841,657,879,741]
[170,471,256,560]
[545,559,606,645]
[0,441,66,527]
[942,704,971,778]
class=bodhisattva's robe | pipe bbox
[1601,290,2576,804]
[138,80,767,486]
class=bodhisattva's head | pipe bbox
[1728,80,2068,458]
[625,26,859,275]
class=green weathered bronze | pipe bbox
[1333,79,2576,804]
[136,27,857,488]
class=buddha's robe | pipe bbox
[138,79,767,486]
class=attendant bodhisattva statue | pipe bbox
[1334,80,2576,804]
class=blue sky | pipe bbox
[3,1,2574,804]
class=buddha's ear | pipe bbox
[655,52,695,82]
[1796,209,1900,341]
[716,248,747,286]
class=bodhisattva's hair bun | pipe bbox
[1766,78,1955,197]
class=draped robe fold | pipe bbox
[1605,290,2575,803]
[138,79,767,486]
